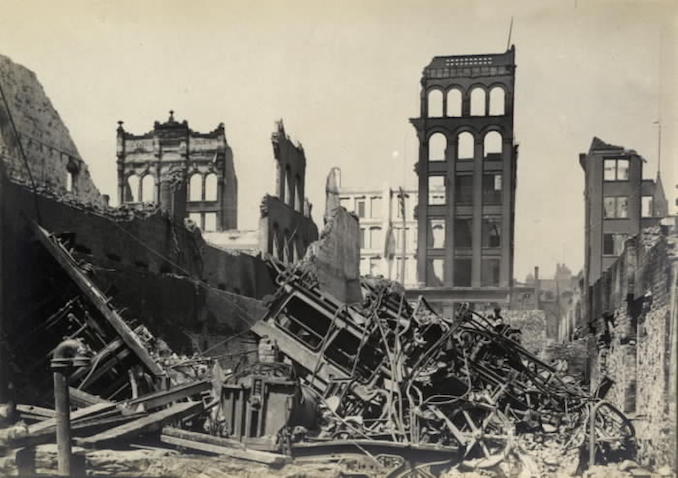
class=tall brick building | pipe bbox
[116,112,238,231]
[408,47,518,311]
[580,137,668,288]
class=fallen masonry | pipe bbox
[0,221,640,477]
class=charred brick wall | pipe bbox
[0,55,102,205]
[502,309,547,355]
[585,227,676,468]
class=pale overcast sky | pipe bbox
[1,0,676,281]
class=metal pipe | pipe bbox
[51,339,88,477]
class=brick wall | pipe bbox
[503,309,547,355]
[583,226,676,468]
[0,54,102,205]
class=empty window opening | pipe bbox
[481,258,501,286]
[295,175,303,213]
[603,233,629,256]
[189,174,203,202]
[127,175,140,202]
[446,89,462,117]
[482,174,502,205]
[285,169,294,207]
[427,258,444,286]
[141,174,155,203]
[457,132,474,160]
[641,196,654,218]
[204,212,217,232]
[455,175,473,205]
[428,219,445,248]
[359,228,367,248]
[66,171,75,192]
[483,131,503,159]
[603,159,630,181]
[271,226,280,259]
[454,258,472,286]
[482,217,502,248]
[204,173,218,201]
[470,88,486,116]
[370,256,383,276]
[427,89,443,117]
[489,87,505,116]
[189,212,202,229]
[371,196,382,218]
[360,257,369,275]
[356,198,366,218]
[454,217,472,247]
[603,196,628,218]
[369,227,382,250]
[428,133,447,161]
[428,176,445,205]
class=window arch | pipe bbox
[470,87,486,116]
[483,131,503,158]
[204,173,218,201]
[428,133,447,161]
[457,132,475,160]
[127,175,140,202]
[141,174,155,203]
[295,174,303,212]
[489,87,505,116]
[285,167,294,206]
[446,89,462,117]
[427,89,443,117]
[189,173,202,202]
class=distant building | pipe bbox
[337,182,444,288]
[116,111,238,231]
[407,47,518,312]
[580,137,668,287]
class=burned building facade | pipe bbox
[408,47,518,311]
[580,137,668,289]
[116,112,238,231]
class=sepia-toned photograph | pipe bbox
[0,1,676,476]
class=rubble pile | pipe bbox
[0,229,639,477]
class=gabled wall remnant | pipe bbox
[0,55,102,204]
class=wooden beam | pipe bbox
[68,387,112,408]
[126,379,210,412]
[28,402,116,434]
[31,223,164,377]
[76,400,202,446]
[160,429,290,466]
[16,404,54,419]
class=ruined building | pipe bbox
[408,47,518,311]
[204,120,318,262]
[116,112,238,231]
[580,137,668,289]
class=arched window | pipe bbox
[446,89,462,117]
[285,167,294,206]
[369,227,382,250]
[483,131,503,159]
[427,89,443,117]
[204,173,218,201]
[189,173,202,202]
[283,230,291,263]
[457,132,475,160]
[470,87,486,116]
[429,219,445,248]
[295,175,303,212]
[127,175,140,202]
[141,174,155,203]
[489,87,505,116]
[428,133,447,161]
[272,224,280,259]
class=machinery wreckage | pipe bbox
[0,223,636,476]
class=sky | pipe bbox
[1,0,676,281]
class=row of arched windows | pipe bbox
[127,172,219,203]
[189,173,218,202]
[427,86,505,118]
[428,131,503,161]
[271,223,305,263]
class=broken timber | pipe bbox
[32,222,164,377]
[160,427,290,466]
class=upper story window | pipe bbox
[603,196,628,218]
[641,196,654,218]
[204,173,218,201]
[470,88,486,116]
[428,176,446,205]
[427,89,443,117]
[457,132,474,160]
[483,131,502,159]
[446,89,462,117]
[189,173,202,202]
[489,87,505,116]
[455,175,473,205]
[482,174,502,205]
[603,233,629,256]
[371,196,382,218]
[141,174,155,203]
[428,133,447,161]
[603,159,629,181]
[356,198,366,218]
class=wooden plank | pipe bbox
[28,402,116,434]
[32,223,164,377]
[76,400,202,446]
[127,379,210,411]
[163,426,245,449]
[16,404,54,419]
[160,433,289,466]
[69,387,113,408]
